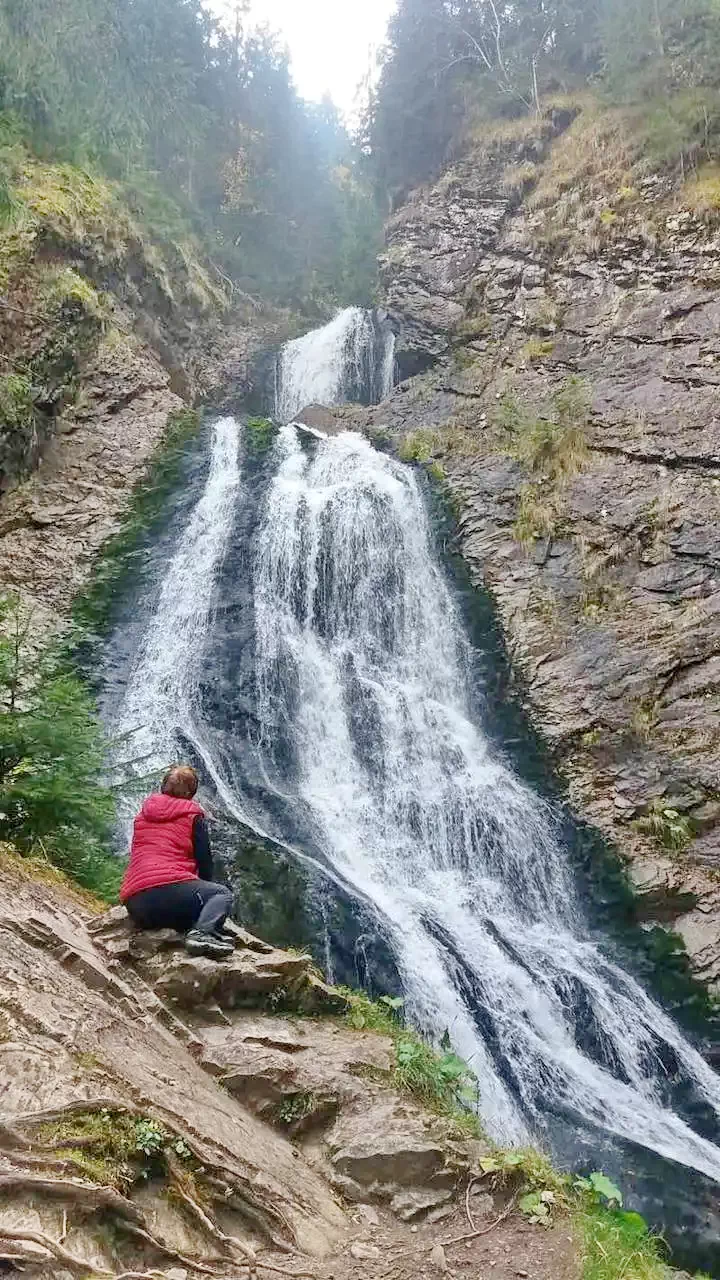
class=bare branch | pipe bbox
[458,27,493,73]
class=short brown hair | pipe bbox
[161,765,199,799]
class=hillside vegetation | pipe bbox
[368,0,720,201]
[0,0,381,309]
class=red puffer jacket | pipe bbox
[120,794,204,902]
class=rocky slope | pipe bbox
[357,101,720,996]
[0,847,587,1280]
[0,147,288,635]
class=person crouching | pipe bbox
[120,765,234,959]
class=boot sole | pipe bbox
[185,942,234,960]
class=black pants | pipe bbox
[125,880,233,935]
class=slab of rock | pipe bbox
[89,910,350,1014]
[293,403,347,436]
[392,1188,454,1221]
[332,1131,448,1188]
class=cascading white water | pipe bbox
[274,307,395,424]
[107,330,720,1200]
[110,416,241,802]
[252,424,720,1178]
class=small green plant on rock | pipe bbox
[133,1118,167,1159]
[342,988,481,1135]
[245,416,276,454]
[276,1091,317,1127]
[398,428,443,464]
[635,801,693,853]
[0,372,34,433]
[574,1171,667,1280]
[522,338,556,364]
[395,1036,476,1108]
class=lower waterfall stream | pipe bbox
[104,308,720,1270]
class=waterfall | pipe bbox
[274,307,395,424]
[105,329,720,1219]
[110,416,241,802]
[250,424,720,1177]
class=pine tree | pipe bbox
[0,595,119,898]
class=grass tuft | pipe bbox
[341,988,482,1136]
[498,378,590,479]
[513,484,556,546]
[635,801,693,852]
[577,1201,666,1280]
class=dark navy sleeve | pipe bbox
[193,816,214,881]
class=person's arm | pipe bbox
[192,816,214,880]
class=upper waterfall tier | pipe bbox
[274,307,395,424]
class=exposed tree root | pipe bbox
[204,1175,294,1254]
[0,1173,143,1221]
[117,1221,221,1275]
[1,1100,311,1277]
[0,1225,104,1273]
[168,1159,258,1277]
[465,1176,483,1231]
[443,1192,519,1246]
[0,1227,225,1279]
[167,1159,314,1280]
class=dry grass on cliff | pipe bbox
[0,123,228,318]
[682,162,720,218]
[0,842,105,914]
[526,100,639,216]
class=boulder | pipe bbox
[293,403,347,436]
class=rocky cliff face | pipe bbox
[365,103,720,995]
[0,149,288,634]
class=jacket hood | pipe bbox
[140,794,204,824]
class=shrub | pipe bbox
[0,373,34,432]
[635,801,693,852]
[0,594,120,898]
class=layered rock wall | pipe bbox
[366,105,720,993]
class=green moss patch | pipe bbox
[36,1110,170,1192]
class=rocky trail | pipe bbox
[0,849,580,1280]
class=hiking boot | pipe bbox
[185,929,234,959]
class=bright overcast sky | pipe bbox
[210,0,397,117]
